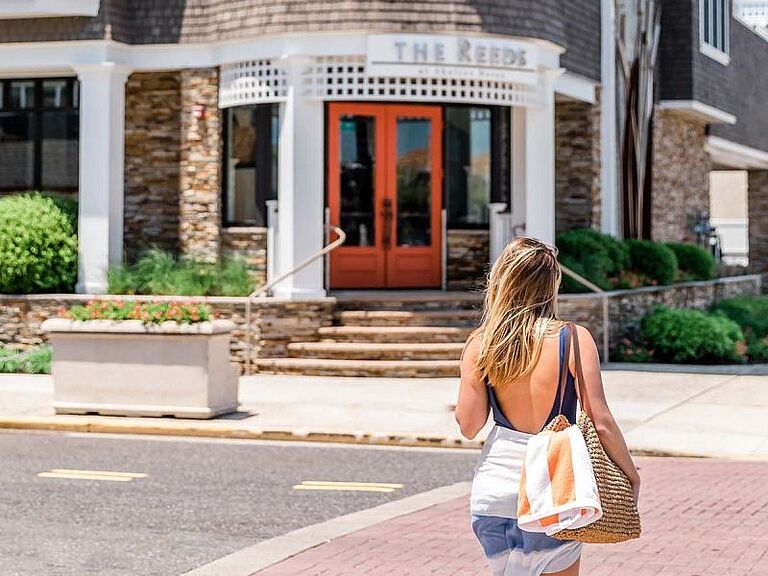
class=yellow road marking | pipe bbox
[37,469,148,482]
[293,480,404,493]
[49,469,148,478]
[38,472,134,482]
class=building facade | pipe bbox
[0,1,766,297]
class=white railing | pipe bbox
[265,199,279,283]
[244,225,347,375]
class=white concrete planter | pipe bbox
[41,319,239,419]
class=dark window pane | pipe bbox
[224,103,278,226]
[43,80,69,108]
[396,117,432,247]
[338,115,376,247]
[41,111,79,190]
[0,112,35,190]
[10,81,35,109]
[704,0,711,44]
[445,107,492,228]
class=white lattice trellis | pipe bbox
[303,56,543,106]
[219,60,287,108]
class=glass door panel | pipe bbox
[339,115,376,247]
[395,118,432,247]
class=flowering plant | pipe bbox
[64,300,213,324]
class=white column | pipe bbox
[510,107,527,234]
[273,57,326,299]
[74,62,131,294]
[600,0,620,236]
[523,72,560,244]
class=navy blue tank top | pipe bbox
[486,325,577,432]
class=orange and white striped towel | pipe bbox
[517,424,602,536]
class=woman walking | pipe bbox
[455,237,640,576]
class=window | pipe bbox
[222,103,279,227]
[0,78,79,193]
[701,0,730,63]
[444,106,510,229]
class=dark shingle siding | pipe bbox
[708,21,768,153]
[658,0,694,101]
[561,0,602,81]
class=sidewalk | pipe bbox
[1,368,768,458]
[250,457,768,576]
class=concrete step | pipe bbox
[333,290,483,312]
[254,358,460,378]
[287,341,465,360]
[317,325,472,343]
[337,309,481,327]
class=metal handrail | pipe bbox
[244,225,347,375]
[560,264,610,362]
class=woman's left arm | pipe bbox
[455,334,489,439]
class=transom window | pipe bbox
[0,78,80,193]
[701,0,731,63]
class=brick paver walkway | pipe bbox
[254,458,768,576]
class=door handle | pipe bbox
[382,198,393,249]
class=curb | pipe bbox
[179,481,472,576]
[0,416,485,450]
[0,416,733,459]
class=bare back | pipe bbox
[487,324,568,434]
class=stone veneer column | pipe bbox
[748,170,768,273]
[124,72,181,259]
[179,68,222,262]
[651,110,712,242]
[554,90,601,233]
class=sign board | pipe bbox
[366,34,538,84]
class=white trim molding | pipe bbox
[657,100,737,124]
[0,0,100,19]
[705,135,768,169]
[554,72,597,104]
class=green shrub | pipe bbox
[712,296,768,339]
[747,337,768,363]
[556,229,628,292]
[42,193,78,230]
[625,239,678,285]
[641,306,745,363]
[107,249,254,296]
[67,300,213,324]
[0,193,78,293]
[666,243,716,281]
[0,346,52,374]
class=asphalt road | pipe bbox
[0,430,477,576]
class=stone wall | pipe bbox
[748,170,768,274]
[179,68,222,262]
[0,294,334,370]
[555,92,601,233]
[220,227,268,286]
[559,274,762,358]
[651,110,711,242]
[124,71,182,259]
[447,229,489,290]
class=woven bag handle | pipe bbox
[566,322,593,419]
[556,323,571,415]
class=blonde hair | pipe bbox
[476,237,562,386]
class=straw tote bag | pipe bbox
[546,323,641,544]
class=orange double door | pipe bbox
[328,103,443,289]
